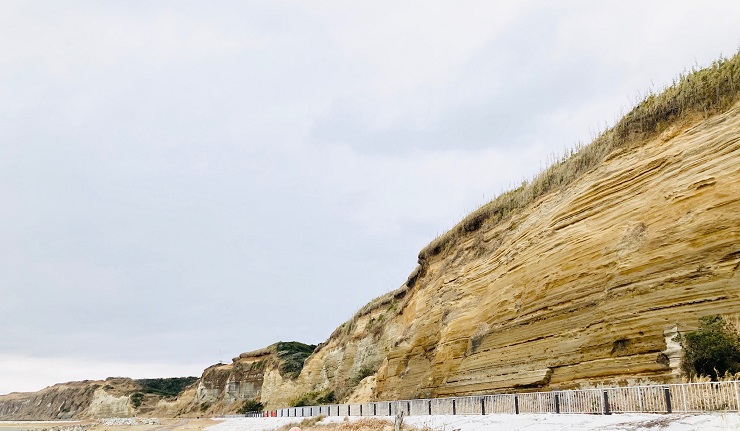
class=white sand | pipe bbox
[206,413,740,431]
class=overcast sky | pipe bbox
[1,1,740,395]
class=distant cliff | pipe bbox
[0,377,196,420]
[191,342,315,415]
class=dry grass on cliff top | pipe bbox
[321,49,740,363]
[419,49,740,262]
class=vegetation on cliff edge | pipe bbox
[276,341,317,379]
[327,50,740,357]
[134,377,199,397]
[289,390,336,407]
[419,50,740,262]
[236,398,264,413]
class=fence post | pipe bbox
[555,394,560,414]
[374,403,377,416]
[389,402,392,416]
[348,405,351,416]
[452,399,456,415]
[514,395,519,414]
[407,401,411,415]
[603,391,611,415]
[537,392,542,413]
[664,387,672,413]
[428,400,432,415]
[481,397,485,415]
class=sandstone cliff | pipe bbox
[187,342,316,415]
[252,54,740,407]
[3,54,740,418]
[372,103,740,399]
[0,377,196,420]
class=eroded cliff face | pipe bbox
[262,296,407,408]
[371,104,740,399]
[0,377,194,420]
[0,378,140,420]
[189,342,316,415]
[254,102,740,407]
[0,381,101,420]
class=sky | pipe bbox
[1,1,740,395]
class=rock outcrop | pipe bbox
[0,377,196,420]
[189,342,316,415]
[372,103,740,399]
[0,381,102,420]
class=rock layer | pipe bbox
[372,103,740,399]
[0,378,193,420]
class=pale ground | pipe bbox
[0,419,216,431]
[205,414,740,431]
[4,414,740,431]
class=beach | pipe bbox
[4,413,740,431]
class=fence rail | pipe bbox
[259,381,740,417]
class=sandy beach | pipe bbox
[0,419,217,431]
[5,413,740,431]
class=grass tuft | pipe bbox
[418,50,740,263]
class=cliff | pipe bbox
[0,377,197,420]
[3,53,740,418]
[254,53,740,407]
[373,102,740,399]
[189,342,316,415]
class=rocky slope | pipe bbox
[248,60,740,407]
[189,342,315,416]
[0,377,197,420]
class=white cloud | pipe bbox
[1,1,740,395]
[310,144,532,237]
[0,4,262,77]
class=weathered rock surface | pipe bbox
[0,381,101,420]
[257,101,740,407]
[371,103,740,399]
[0,377,194,420]
[188,342,315,415]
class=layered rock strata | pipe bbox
[372,103,740,399]
[265,102,740,406]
